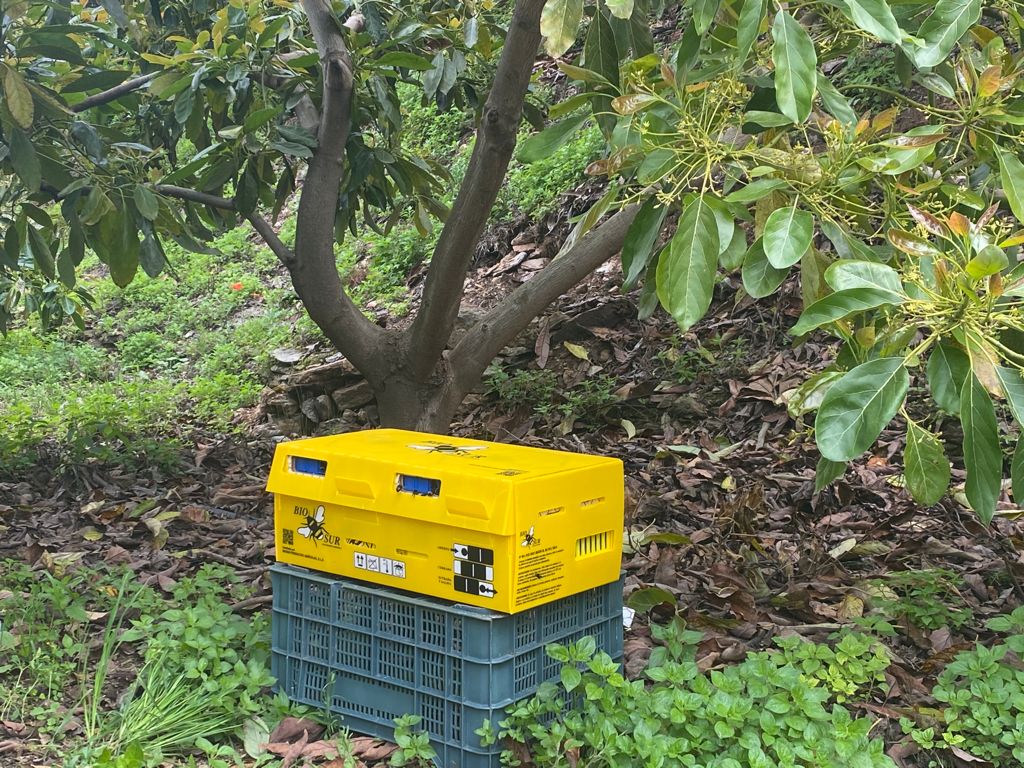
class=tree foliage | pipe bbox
[530,0,1024,520]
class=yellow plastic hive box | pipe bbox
[267,429,623,613]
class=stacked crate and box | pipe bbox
[266,429,626,767]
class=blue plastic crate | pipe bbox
[270,563,623,768]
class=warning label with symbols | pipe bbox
[514,544,565,607]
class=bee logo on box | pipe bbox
[520,527,541,547]
[297,505,340,547]
[408,442,486,456]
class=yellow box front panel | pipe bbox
[267,429,623,613]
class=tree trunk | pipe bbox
[372,373,466,433]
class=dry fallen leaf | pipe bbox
[269,716,325,744]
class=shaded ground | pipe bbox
[3,228,1024,766]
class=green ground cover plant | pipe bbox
[481,622,896,768]
[0,225,297,476]
[903,607,1024,766]
[871,569,975,632]
[0,560,281,767]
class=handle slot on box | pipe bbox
[396,474,441,496]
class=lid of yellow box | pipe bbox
[273,428,621,479]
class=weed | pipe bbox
[391,714,438,767]
[480,622,895,767]
[871,569,973,631]
[0,221,299,475]
[658,333,750,385]
[1,560,276,764]
[902,607,1024,766]
[485,366,622,427]
[775,631,891,703]
[0,562,161,730]
[486,367,560,414]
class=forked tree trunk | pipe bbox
[213,0,639,434]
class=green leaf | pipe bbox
[541,0,584,57]
[27,226,54,280]
[56,249,75,287]
[825,260,904,294]
[771,10,817,123]
[637,148,676,184]
[996,148,1024,223]
[605,0,634,19]
[133,185,159,221]
[725,178,787,203]
[995,365,1024,425]
[242,106,281,132]
[583,8,618,138]
[373,52,435,70]
[843,0,902,44]
[4,68,33,129]
[80,186,115,227]
[960,373,1001,523]
[269,140,313,158]
[911,0,982,69]
[744,110,792,127]
[9,128,40,192]
[741,237,788,298]
[791,287,903,336]
[656,195,720,332]
[582,13,618,80]
[815,457,846,491]
[139,232,166,279]
[622,197,667,290]
[735,0,766,68]
[560,665,582,692]
[905,421,950,506]
[816,357,909,461]
[965,245,1008,279]
[816,72,857,125]
[1012,438,1024,505]
[517,112,589,164]
[719,227,747,271]
[763,205,813,268]
[927,343,970,414]
[626,586,677,612]
[690,0,722,35]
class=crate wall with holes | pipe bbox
[266,429,624,614]
[270,563,624,768]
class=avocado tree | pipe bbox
[0,0,639,431]
[4,0,1024,519]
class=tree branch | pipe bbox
[405,0,546,380]
[449,205,640,390]
[155,184,234,209]
[293,0,385,378]
[246,214,295,267]
[155,185,296,267]
[71,73,157,113]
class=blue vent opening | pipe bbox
[397,474,441,496]
[291,456,327,476]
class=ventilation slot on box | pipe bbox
[576,531,611,558]
[291,456,327,476]
[396,474,441,496]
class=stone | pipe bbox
[330,380,373,410]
